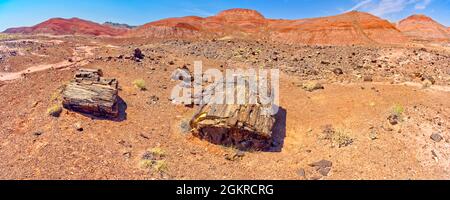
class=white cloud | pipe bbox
[346,0,433,16]
[414,0,432,10]
[346,0,374,12]
[183,8,214,17]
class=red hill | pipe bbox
[129,9,408,45]
[397,14,450,42]
[4,18,127,36]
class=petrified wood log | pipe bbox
[190,83,276,151]
[62,68,119,118]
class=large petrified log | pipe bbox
[190,82,276,151]
[62,68,119,118]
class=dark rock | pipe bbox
[318,167,331,176]
[430,133,443,142]
[309,160,333,169]
[309,160,333,177]
[321,60,330,65]
[388,114,400,125]
[363,76,373,82]
[133,48,144,60]
[74,122,83,132]
[332,68,343,75]
[421,75,436,85]
[33,131,43,136]
[147,95,160,105]
[297,168,306,177]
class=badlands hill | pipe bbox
[397,14,450,42]
[129,9,408,45]
[4,17,128,36]
[5,9,450,46]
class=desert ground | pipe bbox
[0,33,449,180]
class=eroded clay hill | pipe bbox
[397,14,450,42]
[129,9,408,45]
[4,18,128,36]
[270,11,409,45]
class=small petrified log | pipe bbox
[62,68,119,118]
[190,82,276,151]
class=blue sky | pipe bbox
[0,0,449,31]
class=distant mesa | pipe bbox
[4,17,128,36]
[3,9,449,45]
[397,14,450,42]
[103,21,136,29]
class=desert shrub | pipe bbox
[140,147,167,173]
[153,160,168,172]
[0,33,17,40]
[133,79,147,91]
[148,147,165,158]
[392,104,405,116]
[302,81,324,92]
[332,129,354,148]
[47,104,63,117]
[321,125,353,148]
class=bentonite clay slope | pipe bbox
[270,11,409,45]
[397,14,450,42]
[4,18,128,36]
[129,8,268,38]
[129,9,408,45]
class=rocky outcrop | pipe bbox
[62,68,120,118]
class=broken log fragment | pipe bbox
[62,68,120,118]
[190,82,276,151]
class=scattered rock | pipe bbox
[133,48,144,60]
[297,168,306,177]
[147,95,160,105]
[332,68,343,75]
[430,133,443,142]
[388,114,400,125]
[225,150,246,161]
[318,167,331,176]
[421,75,436,85]
[309,160,333,169]
[321,60,330,65]
[33,131,43,136]
[363,76,373,82]
[308,160,333,177]
[123,151,132,159]
[73,122,83,132]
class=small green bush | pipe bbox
[392,104,405,116]
[47,104,63,117]
[133,79,147,91]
